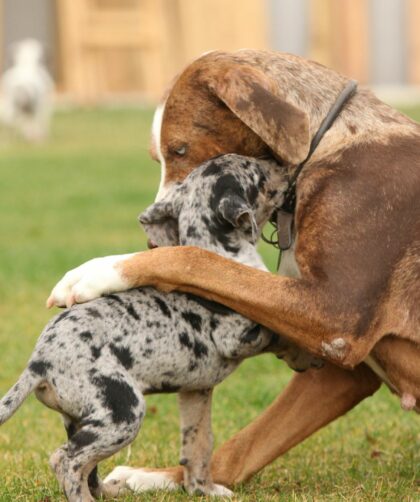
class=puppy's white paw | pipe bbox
[47,254,134,308]
[105,466,178,493]
[209,484,234,497]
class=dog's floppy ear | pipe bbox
[139,185,184,224]
[218,194,258,243]
[138,200,178,225]
[206,64,310,165]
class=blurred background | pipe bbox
[1,0,420,104]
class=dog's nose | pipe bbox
[147,239,158,249]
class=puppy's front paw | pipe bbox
[46,254,133,308]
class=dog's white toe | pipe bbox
[104,465,136,484]
[126,469,178,492]
[105,466,178,493]
[209,484,234,497]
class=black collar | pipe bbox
[269,80,358,255]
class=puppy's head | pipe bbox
[139,154,287,266]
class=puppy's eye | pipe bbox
[174,145,187,156]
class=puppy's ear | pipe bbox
[138,201,176,225]
[218,195,258,243]
[206,64,310,165]
[139,185,184,224]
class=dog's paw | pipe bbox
[46,254,133,308]
[105,466,178,493]
[208,484,234,497]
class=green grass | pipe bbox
[0,107,419,501]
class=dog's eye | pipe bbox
[174,145,187,156]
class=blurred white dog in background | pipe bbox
[0,39,54,142]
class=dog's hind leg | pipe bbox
[62,417,102,499]
[178,389,233,497]
[52,387,145,501]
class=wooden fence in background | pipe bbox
[1,0,420,102]
[56,0,268,102]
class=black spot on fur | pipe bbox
[210,317,219,330]
[202,160,221,177]
[185,293,232,315]
[126,303,140,320]
[247,184,259,205]
[91,346,102,359]
[106,294,124,305]
[86,307,102,319]
[29,360,52,377]
[241,324,262,343]
[210,174,245,212]
[193,340,208,358]
[45,333,56,344]
[188,361,198,371]
[71,430,98,448]
[4,398,12,407]
[182,311,202,331]
[93,375,139,424]
[52,309,71,326]
[186,225,199,239]
[110,344,134,370]
[179,331,193,349]
[153,296,172,318]
[80,418,104,428]
[79,331,93,341]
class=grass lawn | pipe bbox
[0,107,419,501]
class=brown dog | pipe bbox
[48,50,420,491]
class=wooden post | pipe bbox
[309,0,335,68]
[331,0,369,82]
[407,0,420,84]
[309,0,368,82]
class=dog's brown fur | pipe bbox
[106,50,420,488]
[73,50,420,488]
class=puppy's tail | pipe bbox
[0,368,41,426]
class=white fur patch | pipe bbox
[152,101,169,202]
[321,337,347,361]
[104,466,177,492]
[47,254,134,308]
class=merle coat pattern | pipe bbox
[0,154,321,501]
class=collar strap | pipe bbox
[276,79,358,251]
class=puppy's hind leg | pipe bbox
[178,389,233,497]
[52,387,145,501]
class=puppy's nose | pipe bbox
[147,239,158,249]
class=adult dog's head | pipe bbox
[149,50,337,201]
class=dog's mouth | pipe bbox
[147,239,158,249]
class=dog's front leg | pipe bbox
[47,246,375,367]
[178,389,232,497]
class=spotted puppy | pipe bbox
[0,154,321,502]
